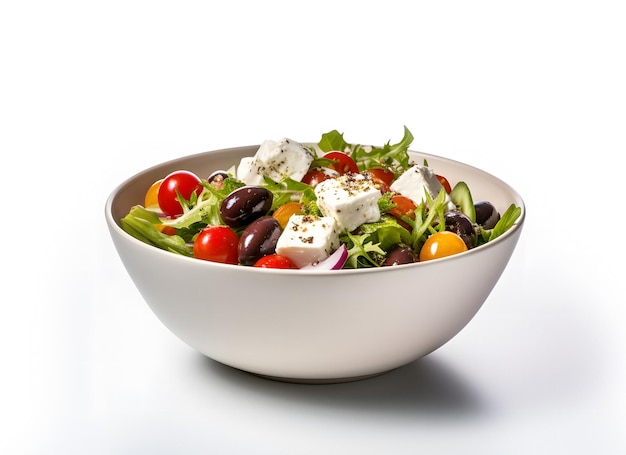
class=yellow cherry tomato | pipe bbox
[272,202,305,229]
[144,179,163,209]
[419,231,468,261]
[143,178,176,235]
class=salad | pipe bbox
[121,127,521,270]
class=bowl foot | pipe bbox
[252,369,395,384]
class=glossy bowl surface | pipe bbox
[106,145,525,383]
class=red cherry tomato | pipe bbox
[193,226,239,264]
[365,168,395,193]
[323,151,359,175]
[301,168,336,187]
[253,254,298,269]
[436,174,452,194]
[158,170,203,216]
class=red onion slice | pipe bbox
[301,244,348,271]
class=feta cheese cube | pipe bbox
[314,173,381,232]
[275,215,340,268]
[237,138,314,185]
[236,156,257,185]
[390,165,456,211]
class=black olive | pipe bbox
[207,170,229,189]
[238,216,282,266]
[381,246,418,266]
[474,201,500,229]
[220,186,273,228]
[444,210,477,250]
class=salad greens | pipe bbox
[120,126,522,269]
[120,206,194,257]
[318,126,413,176]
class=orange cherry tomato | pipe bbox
[157,224,177,236]
[145,179,177,235]
[144,179,163,209]
[387,195,417,231]
[323,151,359,175]
[419,231,468,261]
[272,202,304,229]
[387,195,417,220]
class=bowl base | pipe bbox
[252,369,395,384]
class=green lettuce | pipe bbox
[318,126,414,176]
[120,206,193,257]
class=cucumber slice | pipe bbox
[450,181,476,223]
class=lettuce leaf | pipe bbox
[317,126,414,176]
[341,232,386,268]
[120,206,193,257]
[479,204,522,243]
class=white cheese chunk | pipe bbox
[235,156,257,185]
[314,173,382,232]
[390,165,456,211]
[275,215,340,268]
[237,138,314,185]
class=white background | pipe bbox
[2,1,625,453]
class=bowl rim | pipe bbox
[105,144,525,276]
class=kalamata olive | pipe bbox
[474,201,500,229]
[238,216,282,266]
[381,245,418,266]
[444,210,477,250]
[207,170,229,189]
[220,186,273,228]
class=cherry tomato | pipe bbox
[144,179,163,209]
[272,202,304,229]
[157,224,177,236]
[253,254,298,269]
[387,195,417,220]
[158,170,203,216]
[366,168,395,185]
[193,226,239,264]
[301,168,336,187]
[323,151,359,175]
[365,168,395,193]
[436,174,452,194]
[419,231,468,261]
[387,195,417,231]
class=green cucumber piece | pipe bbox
[450,181,476,223]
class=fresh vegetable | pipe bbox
[364,168,395,193]
[450,181,476,223]
[144,179,163,209]
[253,254,298,269]
[193,225,239,264]
[322,151,359,175]
[158,170,203,216]
[120,126,522,270]
[300,244,349,270]
[436,174,452,194]
[272,202,305,229]
[419,231,468,261]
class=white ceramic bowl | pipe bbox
[106,145,525,383]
